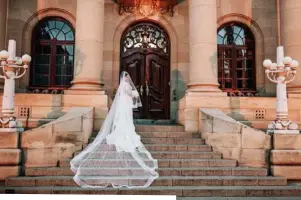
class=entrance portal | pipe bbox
[120,22,170,119]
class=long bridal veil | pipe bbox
[70,71,159,188]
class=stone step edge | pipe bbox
[7,175,286,180]
[81,144,213,149]
[74,152,221,155]
[61,158,236,162]
[3,186,301,197]
[3,185,298,189]
[25,167,267,171]
[2,185,300,191]
[114,144,209,146]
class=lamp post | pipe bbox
[263,46,299,134]
[0,40,31,132]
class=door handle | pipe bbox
[140,85,144,96]
[146,82,149,96]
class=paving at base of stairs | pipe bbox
[1,125,301,198]
[177,198,301,200]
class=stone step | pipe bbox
[25,167,267,177]
[138,132,201,138]
[59,158,237,168]
[135,125,185,132]
[73,151,222,159]
[89,138,205,145]
[5,176,287,187]
[82,144,212,152]
[2,185,301,196]
[91,132,200,138]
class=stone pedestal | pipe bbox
[271,134,301,180]
[70,0,105,91]
[0,132,21,180]
[281,1,301,93]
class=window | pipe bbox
[30,17,75,90]
[217,23,256,95]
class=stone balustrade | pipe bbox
[199,108,271,168]
[21,107,93,168]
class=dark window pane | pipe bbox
[31,17,75,89]
[55,75,72,86]
[237,80,243,89]
[34,55,50,65]
[247,59,253,69]
[225,80,232,89]
[42,45,51,54]
[56,45,65,54]
[237,70,243,78]
[247,79,254,89]
[56,55,65,65]
[33,74,49,86]
[55,66,73,76]
[247,69,253,78]
[34,64,50,74]
[217,22,255,93]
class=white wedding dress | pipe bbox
[70,71,159,188]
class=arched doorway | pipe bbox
[120,22,170,119]
[217,22,256,95]
[29,17,75,91]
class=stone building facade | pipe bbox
[1,0,301,192]
[1,0,301,130]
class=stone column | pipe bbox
[0,0,7,91]
[0,0,7,50]
[71,0,104,90]
[187,0,221,94]
[281,1,301,94]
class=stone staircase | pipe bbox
[2,125,301,197]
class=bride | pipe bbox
[70,71,159,188]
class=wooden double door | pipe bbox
[121,49,170,119]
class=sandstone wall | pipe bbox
[4,0,280,121]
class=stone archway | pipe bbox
[112,14,179,121]
[20,8,75,91]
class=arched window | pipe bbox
[30,17,75,90]
[217,22,256,95]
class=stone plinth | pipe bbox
[271,134,301,180]
[0,131,21,180]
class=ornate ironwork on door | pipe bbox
[217,22,256,96]
[120,22,170,119]
[122,23,169,53]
